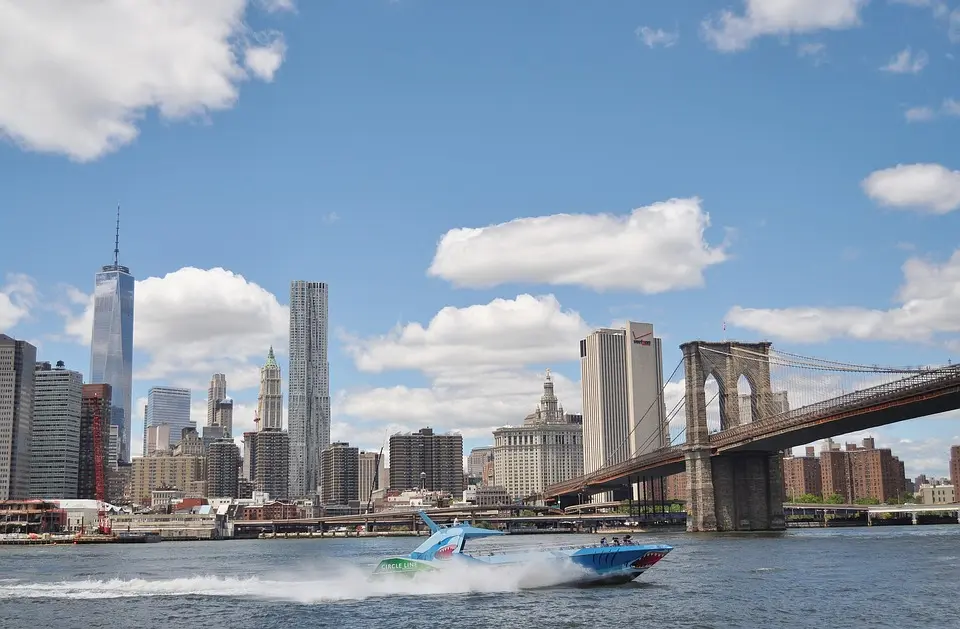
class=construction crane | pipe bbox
[91,394,111,535]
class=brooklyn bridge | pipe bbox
[532,341,960,532]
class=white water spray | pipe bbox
[0,558,596,602]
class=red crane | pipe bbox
[91,394,111,535]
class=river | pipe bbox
[1,526,957,629]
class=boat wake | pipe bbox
[0,559,596,602]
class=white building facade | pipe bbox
[493,371,583,500]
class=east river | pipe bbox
[1,526,958,629]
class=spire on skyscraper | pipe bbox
[114,204,120,267]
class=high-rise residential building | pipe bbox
[107,425,119,471]
[207,373,227,427]
[145,387,193,450]
[78,384,111,500]
[212,397,234,438]
[819,438,906,503]
[580,322,667,481]
[29,361,83,499]
[249,428,289,500]
[467,446,494,479]
[89,210,135,464]
[207,440,240,498]
[359,450,386,504]
[782,448,823,500]
[320,442,359,506]
[950,446,960,492]
[0,335,37,500]
[493,372,584,500]
[288,280,330,498]
[130,453,204,505]
[145,425,172,455]
[258,347,283,431]
[389,428,464,494]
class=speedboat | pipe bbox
[371,511,672,586]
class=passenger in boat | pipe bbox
[622,534,632,545]
[599,537,608,546]
[611,537,620,546]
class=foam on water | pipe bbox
[0,557,597,603]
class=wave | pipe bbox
[0,558,594,602]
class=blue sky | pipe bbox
[2,0,960,477]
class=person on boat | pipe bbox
[611,537,620,546]
[622,534,632,545]
[599,537,608,546]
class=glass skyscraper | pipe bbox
[89,215,135,464]
[144,386,194,450]
[288,280,330,498]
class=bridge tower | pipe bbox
[680,341,786,532]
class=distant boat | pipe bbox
[371,511,672,586]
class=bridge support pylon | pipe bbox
[681,341,786,532]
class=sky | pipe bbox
[2,0,960,479]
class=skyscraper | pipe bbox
[207,373,227,426]
[257,347,283,431]
[89,208,135,464]
[288,281,330,498]
[0,335,37,500]
[389,428,464,494]
[30,361,83,499]
[144,387,193,450]
[580,322,667,499]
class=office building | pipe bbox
[89,212,134,463]
[493,371,584,500]
[288,281,330,497]
[320,442,359,506]
[242,432,255,480]
[212,397,234,439]
[29,361,83,499]
[389,428,463,494]
[145,424,171,455]
[207,440,240,498]
[207,373,227,426]
[359,450,387,504]
[144,387,192,450]
[173,427,204,456]
[258,347,283,431]
[78,384,111,500]
[467,446,493,480]
[0,335,37,499]
[738,390,790,424]
[580,322,667,497]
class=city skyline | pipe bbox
[3,2,960,478]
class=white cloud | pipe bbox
[862,163,960,214]
[881,47,929,73]
[341,294,590,438]
[635,26,679,48]
[797,42,828,65]
[62,267,287,390]
[903,99,960,122]
[725,248,960,344]
[951,9,960,42]
[0,1,292,162]
[0,273,37,330]
[701,0,867,52]
[427,197,729,293]
[244,37,286,82]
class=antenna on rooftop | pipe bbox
[114,204,121,266]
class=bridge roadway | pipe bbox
[541,366,960,501]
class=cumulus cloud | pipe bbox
[427,197,728,293]
[701,0,867,52]
[635,26,679,48]
[0,0,293,162]
[862,163,960,214]
[340,294,590,438]
[0,273,37,330]
[725,248,960,344]
[904,99,960,123]
[62,267,288,391]
[881,47,929,73]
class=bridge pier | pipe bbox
[682,341,786,532]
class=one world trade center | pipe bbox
[89,208,135,464]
